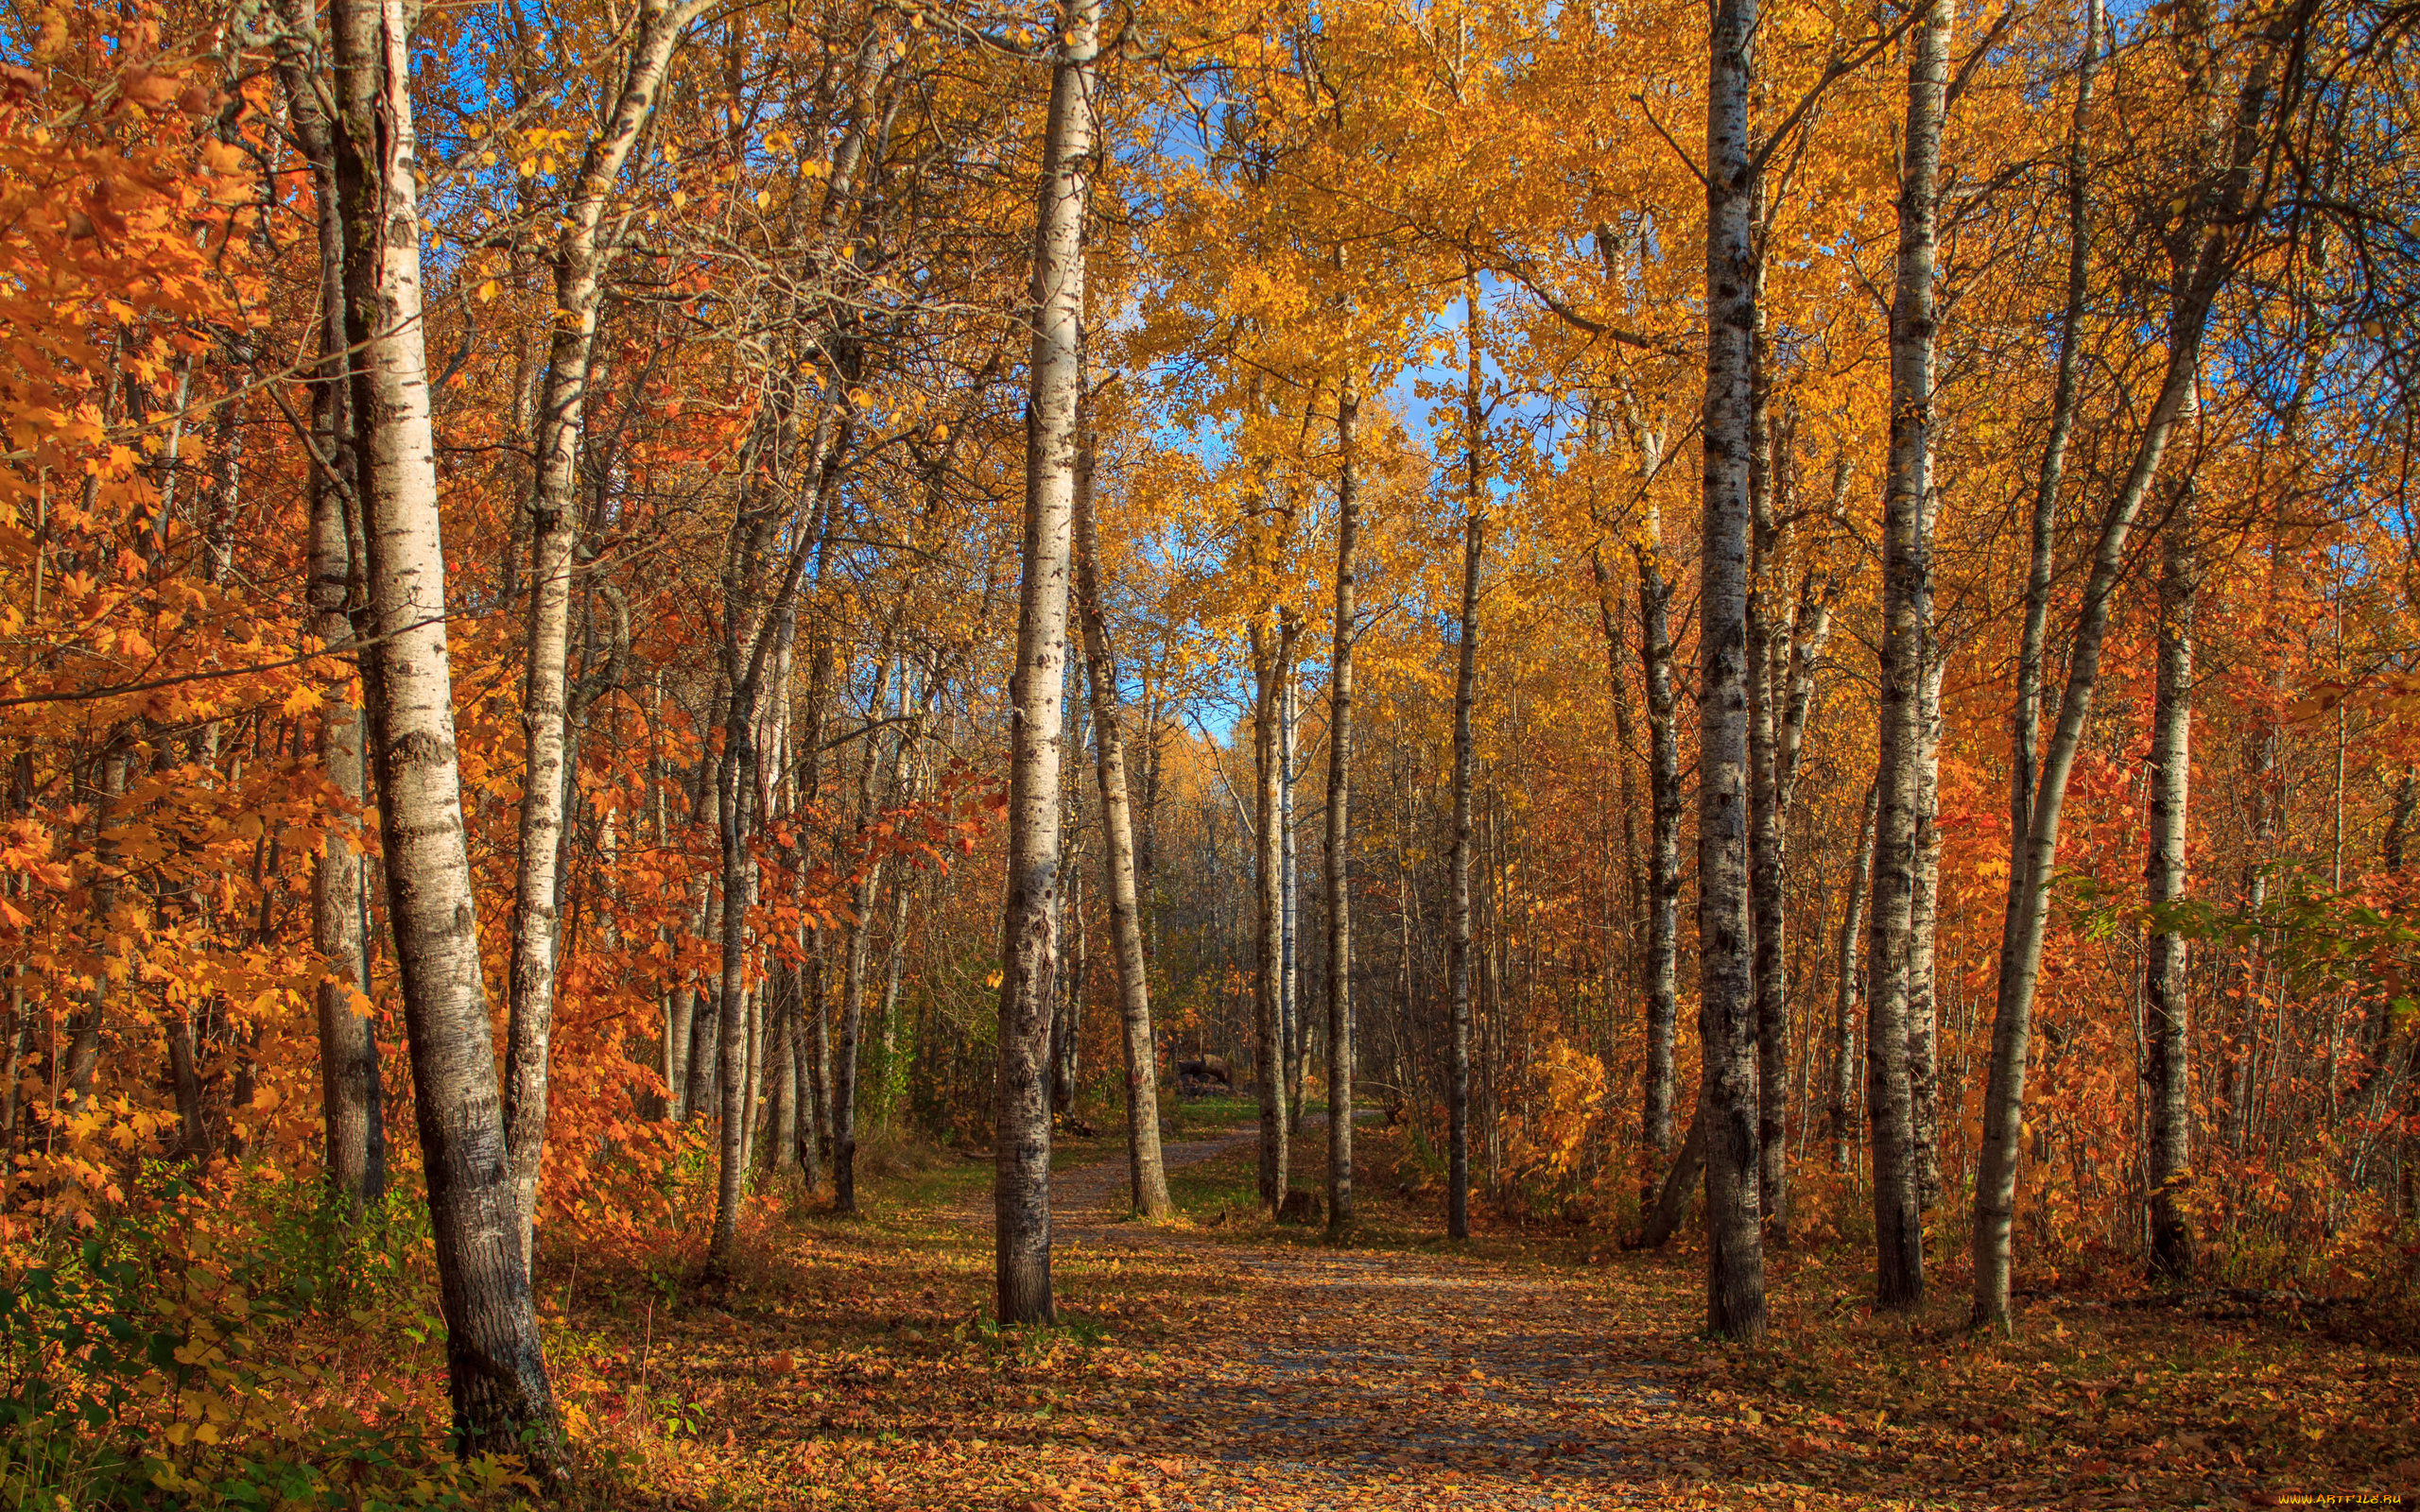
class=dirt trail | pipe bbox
[973,1124,1689,1510]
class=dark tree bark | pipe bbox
[271,2,384,1208]
[1636,525,1682,1203]
[1446,272,1487,1242]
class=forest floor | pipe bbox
[551,1115,2420,1511]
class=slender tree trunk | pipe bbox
[878,869,912,1123]
[503,0,705,1275]
[1052,862,1086,1114]
[705,414,839,1267]
[1973,15,2277,1327]
[327,0,557,1455]
[1832,782,1880,1171]
[2147,493,2196,1279]
[806,947,832,1184]
[1867,0,1949,1315]
[275,13,385,1208]
[1755,553,1839,1230]
[63,744,129,1104]
[685,988,719,1128]
[994,0,1097,1325]
[1639,1110,1707,1249]
[771,972,801,1176]
[1908,646,1947,1211]
[1252,616,1297,1211]
[1588,543,1644,1003]
[709,697,761,1265]
[1636,529,1682,1201]
[1446,273,1487,1242]
[834,656,896,1213]
[1281,672,1305,1130]
[1071,400,1173,1219]
[1698,0,1766,1338]
[1325,374,1360,1233]
[1747,407,1786,1245]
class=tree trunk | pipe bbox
[504,0,705,1276]
[771,973,801,1177]
[994,0,1097,1326]
[1973,10,2279,1328]
[1908,644,1947,1211]
[705,412,841,1269]
[1251,614,1297,1211]
[1052,862,1086,1115]
[685,988,719,1128]
[1638,1108,1707,1250]
[1446,273,1486,1242]
[710,696,761,1266]
[275,9,385,1209]
[1071,404,1172,1219]
[1636,528,1682,1202]
[327,0,558,1457]
[1832,782,1880,1171]
[1747,387,1786,1248]
[1867,0,1948,1315]
[1697,0,1766,1339]
[1325,374,1360,1234]
[1281,670,1305,1130]
[2146,493,2195,1280]
[834,656,896,1213]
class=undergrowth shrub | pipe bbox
[0,1168,531,1510]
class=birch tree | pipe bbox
[1866,0,1949,1314]
[1696,0,1765,1338]
[2146,491,2197,1279]
[1324,373,1361,1233]
[1072,391,1173,1220]
[504,0,708,1273]
[1445,273,1487,1243]
[326,0,558,1455]
[1973,0,2306,1328]
[995,0,1099,1325]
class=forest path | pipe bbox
[962,1120,1691,1510]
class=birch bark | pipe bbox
[1325,375,1361,1233]
[1071,402,1173,1219]
[1973,14,2287,1328]
[272,1,383,1207]
[1832,782,1880,1171]
[2146,493,2196,1279]
[1636,519,1682,1202]
[1446,274,1486,1243]
[504,0,708,1270]
[327,0,557,1455]
[1699,0,1766,1337]
[1251,614,1298,1211]
[994,0,1097,1325]
[1867,0,1949,1314]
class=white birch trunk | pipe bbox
[1698,0,1766,1338]
[504,0,707,1268]
[327,0,557,1455]
[994,0,1097,1325]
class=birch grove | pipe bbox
[6,0,2419,1493]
